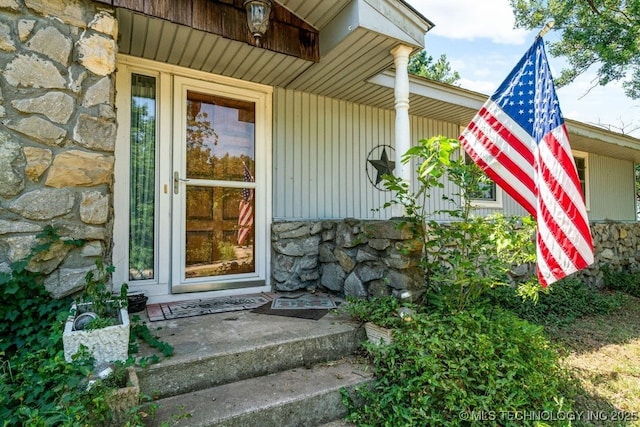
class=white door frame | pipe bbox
[113,55,273,303]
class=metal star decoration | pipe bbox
[368,147,395,185]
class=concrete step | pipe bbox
[135,307,367,399]
[148,359,372,427]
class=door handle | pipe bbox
[173,171,189,194]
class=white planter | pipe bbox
[63,302,130,366]
[364,322,393,345]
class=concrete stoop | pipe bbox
[135,306,370,426]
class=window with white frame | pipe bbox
[572,150,590,210]
[463,152,503,208]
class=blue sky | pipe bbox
[405,0,640,137]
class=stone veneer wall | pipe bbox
[579,222,640,287]
[271,220,424,297]
[272,220,640,297]
[0,0,117,298]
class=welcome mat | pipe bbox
[146,294,272,321]
[251,302,330,321]
[271,294,337,310]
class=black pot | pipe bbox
[127,293,148,313]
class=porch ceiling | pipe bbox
[116,0,432,105]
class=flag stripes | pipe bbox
[461,102,537,215]
[237,162,254,246]
[460,37,594,287]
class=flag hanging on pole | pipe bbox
[237,162,254,246]
[459,36,594,287]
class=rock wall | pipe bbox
[0,0,117,298]
[272,220,640,296]
[271,219,424,298]
[580,222,640,287]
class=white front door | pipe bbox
[114,57,272,301]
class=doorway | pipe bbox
[114,57,272,301]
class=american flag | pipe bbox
[237,162,254,246]
[459,37,594,287]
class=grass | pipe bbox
[547,294,640,426]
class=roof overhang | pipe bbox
[116,0,433,96]
[369,70,640,162]
[114,0,640,161]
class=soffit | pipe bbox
[276,0,353,30]
[116,0,431,101]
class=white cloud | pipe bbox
[406,0,640,137]
[408,0,529,44]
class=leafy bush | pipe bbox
[343,296,408,329]
[380,136,538,311]
[0,226,79,354]
[0,227,161,426]
[344,305,575,426]
[602,267,640,297]
[491,278,627,327]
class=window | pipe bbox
[572,150,590,210]
[464,152,503,208]
[129,74,157,281]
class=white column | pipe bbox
[390,44,413,218]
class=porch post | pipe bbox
[390,44,413,218]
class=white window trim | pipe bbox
[460,148,504,209]
[572,149,590,211]
[113,54,273,302]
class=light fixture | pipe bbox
[243,0,272,46]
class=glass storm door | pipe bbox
[172,78,260,292]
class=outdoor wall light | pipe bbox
[243,0,272,45]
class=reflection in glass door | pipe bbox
[173,86,258,290]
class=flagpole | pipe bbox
[536,20,555,39]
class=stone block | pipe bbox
[26,26,72,66]
[45,150,113,187]
[23,146,52,181]
[8,188,75,220]
[4,53,66,88]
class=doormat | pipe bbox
[146,294,272,322]
[251,302,329,321]
[270,294,337,310]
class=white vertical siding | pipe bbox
[273,88,394,219]
[588,154,636,221]
[274,88,461,220]
[272,88,636,222]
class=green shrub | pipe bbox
[380,136,537,311]
[491,278,627,327]
[0,226,79,354]
[602,267,640,297]
[0,227,158,426]
[343,296,409,329]
[344,305,574,426]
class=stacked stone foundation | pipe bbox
[271,219,424,298]
[272,220,640,297]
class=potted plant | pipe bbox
[104,366,141,426]
[344,295,411,345]
[63,259,130,367]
